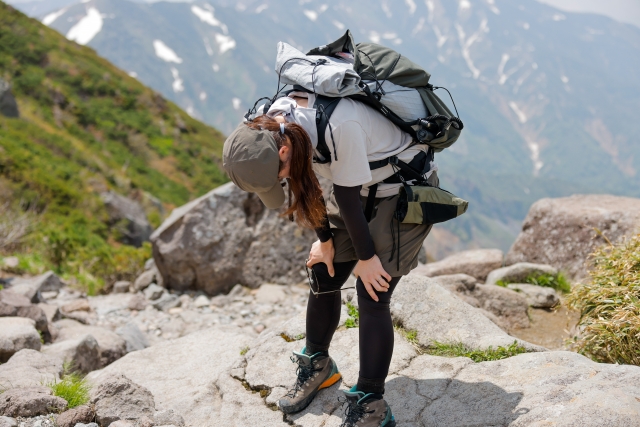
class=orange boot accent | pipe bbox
[319,372,342,390]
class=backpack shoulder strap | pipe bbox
[314,95,341,164]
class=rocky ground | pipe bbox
[2,190,640,426]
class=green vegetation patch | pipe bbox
[0,3,228,293]
[344,301,359,329]
[567,234,640,366]
[47,364,90,409]
[427,341,527,362]
[496,272,571,293]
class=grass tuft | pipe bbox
[344,301,359,329]
[496,272,571,293]
[427,341,527,362]
[240,346,249,356]
[47,363,90,409]
[566,233,640,365]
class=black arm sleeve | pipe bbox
[333,184,376,261]
[314,196,332,243]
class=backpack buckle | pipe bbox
[388,156,399,166]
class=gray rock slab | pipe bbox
[131,268,158,293]
[56,325,127,367]
[414,249,504,281]
[392,275,542,351]
[0,317,41,362]
[0,290,49,333]
[115,322,149,353]
[152,409,184,427]
[90,373,155,426]
[8,271,64,296]
[0,349,63,389]
[508,283,561,308]
[86,326,259,427]
[42,334,100,374]
[486,262,558,286]
[0,386,67,417]
[151,293,180,311]
[506,194,640,279]
[0,416,17,427]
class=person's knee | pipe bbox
[356,277,401,305]
[311,261,355,293]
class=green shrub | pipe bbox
[567,234,640,365]
[427,341,527,362]
[47,367,90,409]
[496,272,571,293]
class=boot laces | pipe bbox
[338,396,370,427]
[284,356,319,398]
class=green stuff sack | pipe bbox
[395,185,468,225]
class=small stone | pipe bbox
[228,284,245,297]
[115,321,149,353]
[144,258,156,271]
[61,299,91,313]
[131,268,157,293]
[143,283,165,301]
[209,295,229,307]
[90,373,155,426]
[0,386,67,417]
[74,423,99,427]
[40,291,58,300]
[112,281,131,294]
[54,404,94,427]
[254,284,286,304]
[152,293,180,311]
[36,303,61,323]
[168,307,182,315]
[109,421,134,427]
[153,409,184,427]
[41,334,100,374]
[2,257,19,269]
[193,295,210,308]
[127,294,147,311]
[254,323,265,333]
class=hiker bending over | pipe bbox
[222,92,438,427]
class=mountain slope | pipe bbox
[33,0,640,255]
[0,1,227,290]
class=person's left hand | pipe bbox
[306,239,335,277]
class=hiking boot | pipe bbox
[339,386,396,427]
[277,348,341,414]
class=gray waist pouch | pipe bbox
[394,184,468,224]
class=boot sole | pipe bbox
[279,372,342,414]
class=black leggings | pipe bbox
[305,261,400,395]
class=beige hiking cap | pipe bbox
[223,123,285,209]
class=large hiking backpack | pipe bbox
[246,30,463,187]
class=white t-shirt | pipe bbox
[267,94,430,197]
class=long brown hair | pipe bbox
[245,115,326,229]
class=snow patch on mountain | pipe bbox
[552,14,566,22]
[203,37,214,56]
[42,8,66,26]
[170,67,184,93]
[255,4,268,14]
[509,101,527,123]
[333,20,345,30]
[497,53,519,85]
[191,5,228,34]
[405,0,416,15]
[456,18,489,79]
[154,40,183,64]
[200,92,207,101]
[459,0,471,11]
[486,0,500,15]
[303,10,317,21]
[232,97,241,110]
[212,64,220,72]
[66,7,103,45]
[214,34,236,54]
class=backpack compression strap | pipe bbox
[314,95,341,164]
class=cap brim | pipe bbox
[256,181,286,209]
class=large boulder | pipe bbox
[151,182,315,295]
[5,271,65,303]
[0,317,41,362]
[390,275,541,351]
[413,249,504,281]
[56,324,127,367]
[86,326,286,427]
[433,274,530,331]
[506,195,640,279]
[90,373,155,426]
[0,386,66,417]
[0,349,64,388]
[101,191,152,247]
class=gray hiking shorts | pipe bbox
[326,172,438,277]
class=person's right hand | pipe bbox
[306,239,335,277]
[353,255,392,302]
